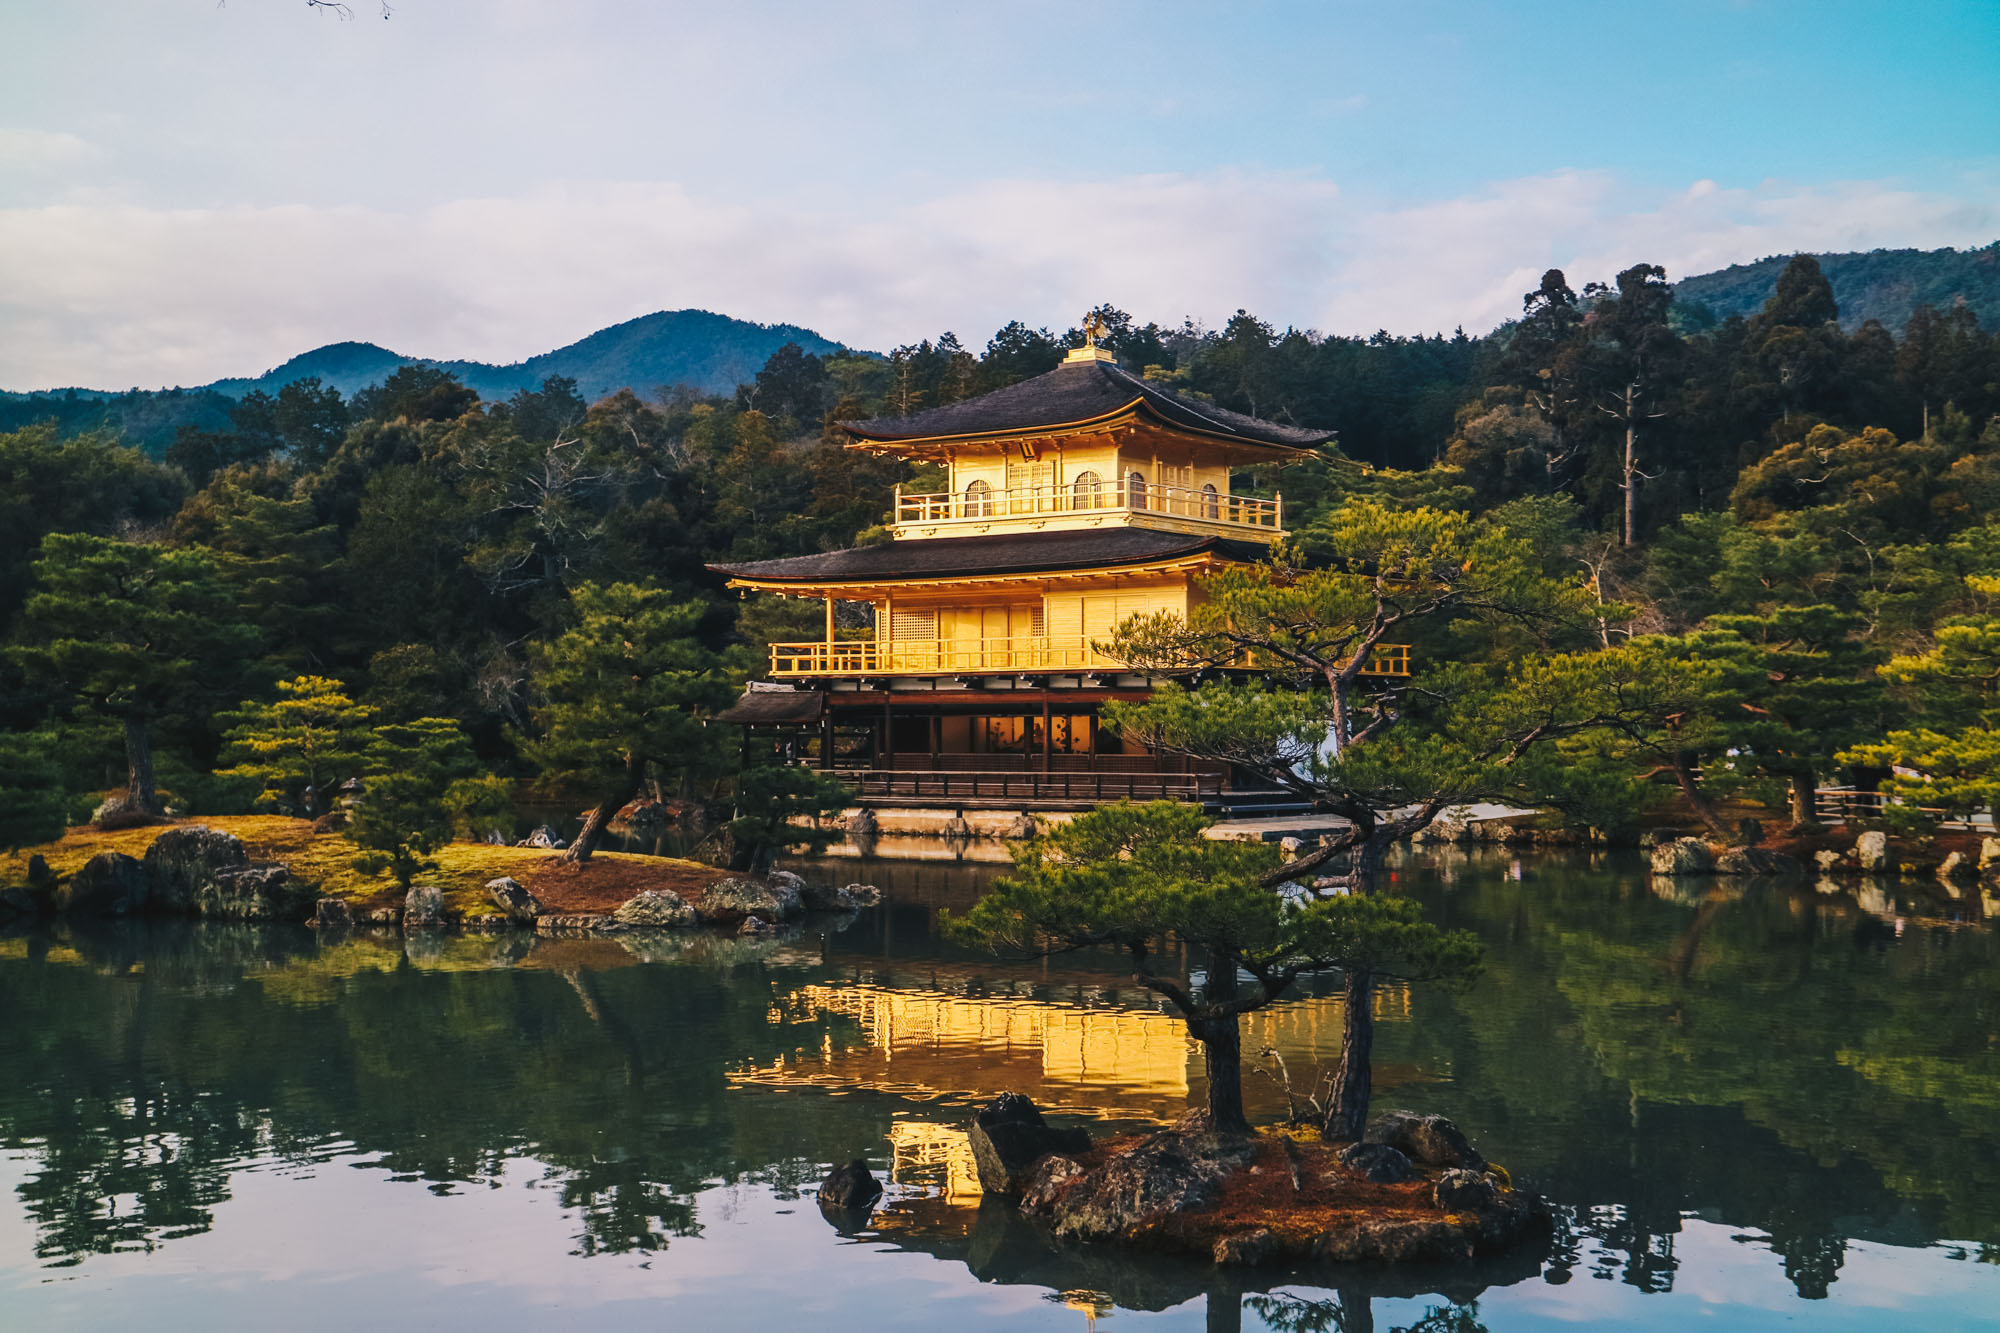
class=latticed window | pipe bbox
[1071,470,1103,509]
[1127,472,1147,509]
[964,478,993,517]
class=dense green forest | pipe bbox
[4,252,2000,868]
[1674,242,2000,333]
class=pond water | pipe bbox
[2,848,1996,1332]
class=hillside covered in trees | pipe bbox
[1674,243,2000,333]
[4,251,2000,866]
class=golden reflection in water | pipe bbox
[732,980,1414,1121]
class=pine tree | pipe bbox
[525,583,738,863]
[10,534,257,815]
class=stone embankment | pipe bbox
[1650,829,2000,894]
[938,1094,1547,1268]
[0,824,879,936]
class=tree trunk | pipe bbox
[1323,966,1374,1141]
[1199,945,1252,1136]
[1789,768,1820,829]
[1670,752,1734,840]
[1623,412,1638,548]
[564,752,644,865]
[124,717,161,814]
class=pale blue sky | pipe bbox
[3,1,1997,388]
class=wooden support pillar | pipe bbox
[881,694,892,765]
[821,707,835,773]
[1041,695,1052,771]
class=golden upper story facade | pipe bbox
[709,342,1409,681]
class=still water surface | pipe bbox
[2,848,1996,1331]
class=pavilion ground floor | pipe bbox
[718,678,1301,812]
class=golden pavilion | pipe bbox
[709,331,1392,809]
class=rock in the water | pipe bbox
[1937,851,1975,884]
[517,825,567,850]
[942,815,974,841]
[1018,1112,1251,1241]
[1434,1168,1502,1214]
[613,888,695,928]
[1980,837,2000,871]
[1338,1141,1415,1183]
[1649,837,1714,876]
[61,852,150,915]
[799,879,882,912]
[816,1159,883,1210]
[1005,811,1039,840]
[537,913,619,934]
[738,914,774,935]
[967,1092,1093,1198]
[142,825,249,913]
[703,876,801,923]
[309,897,352,930]
[1714,846,1804,877]
[1855,830,1889,872]
[1213,1228,1279,1266]
[205,866,309,920]
[845,808,878,837]
[487,876,545,923]
[403,884,445,927]
[1364,1110,1487,1171]
[1814,849,1844,872]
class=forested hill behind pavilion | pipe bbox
[0,309,851,449]
[1673,243,2000,332]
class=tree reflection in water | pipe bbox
[0,844,1994,1318]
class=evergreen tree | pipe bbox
[217,675,377,816]
[525,583,737,863]
[11,535,257,815]
[948,801,1481,1138]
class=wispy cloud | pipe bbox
[0,128,98,169]
[1,170,1995,390]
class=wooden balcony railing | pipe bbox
[894,481,1281,531]
[767,636,1413,678]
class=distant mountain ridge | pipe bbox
[1672,243,2000,333]
[10,309,854,404]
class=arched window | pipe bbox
[1071,470,1102,510]
[964,478,992,517]
[1127,471,1147,510]
[1201,482,1220,519]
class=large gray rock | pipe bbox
[403,884,446,928]
[968,1092,1093,1198]
[702,876,801,923]
[1649,837,1714,876]
[142,825,249,913]
[1363,1109,1487,1171]
[1855,830,1890,872]
[1980,836,2000,871]
[613,888,696,928]
[516,825,567,850]
[61,852,149,916]
[310,897,353,930]
[1434,1168,1502,1214]
[201,865,309,920]
[486,876,545,923]
[1019,1111,1250,1241]
[1714,846,1804,877]
[1338,1141,1414,1183]
[1937,851,1976,884]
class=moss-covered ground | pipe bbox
[0,816,732,918]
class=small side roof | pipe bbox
[841,359,1333,452]
[715,684,825,725]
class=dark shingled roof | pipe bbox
[709,527,1271,584]
[715,686,824,725]
[842,358,1333,450]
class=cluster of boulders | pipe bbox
[1,826,310,921]
[0,826,883,937]
[945,1093,1545,1269]
[1652,829,2000,889]
[354,867,882,936]
[1648,836,1806,878]
[1411,811,1601,848]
